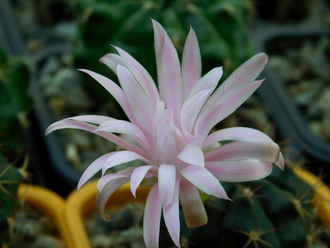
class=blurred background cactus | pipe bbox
[0,45,31,159]
[178,164,330,248]
[0,153,27,245]
[71,0,254,103]
[0,44,30,244]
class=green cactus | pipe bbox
[0,153,26,245]
[72,0,254,103]
[178,163,330,248]
[0,46,31,156]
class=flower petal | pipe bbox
[114,46,160,105]
[66,115,114,125]
[180,89,212,133]
[182,27,201,100]
[179,180,207,228]
[178,143,205,167]
[78,69,136,122]
[97,120,150,152]
[203,126,274,148]
[205,140,280,163]
[144,183,162,248]
[102,151,152,175]
[77,152,113,190]
[130,165,156,197]
[187,67,222,100]
[163,177,181,247]
[116,64,154,129]
[153,19,182,126]
[158,164,176,206]
[96,176,130,221]
[180,164,229,200]
[46,119,148,157]
[215,79,263,122]
[99,53,125,74]
[205,160,273,182]
[204,53,268,108]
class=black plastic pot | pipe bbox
[0,0,76,196]
[253,26,330,164]
[30,46,83,189]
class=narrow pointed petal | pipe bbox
[46,119,148,157]
[203,127,274,148]
[204,53,268,108]
[144,183,162,248]
[205,140,280,163]
[180,180,207,228]
[215,79,263,122]
[64,115,115,125]
[178,143,205,167]
[153,20,182,126]
[130,165,155,197]
[77,153,113,190]
[187,67,222,99]
[117,64,154,126]
[198,80,262,137]
[180,164,229,200]
[78,69,134,120]
[114,46,160,104]
[97,120,150,152]
[163,177,181,248]
[158,164,176,206]
[180,89,211,133]
[194,103,223,145]
[276,152,285,170]
[99,53,125,74]
[102,151,152,175]
[96,176,130,221]
[45,119,96,135]
[205,160,273,182]
[182,27,201,99]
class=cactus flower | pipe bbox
[46,20,284,248]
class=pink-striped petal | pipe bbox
[158,164,176,206]
[102,151,152,175]
[117,64,154,127]
[180,180,207,228]
[180,164,229,200]
[114,46,160,105]
[216,79,263,122]
[144,183,162,248]
[181,89,211,133]
[203,126,274,148]
[163,177,181,247]
[276,152,285,170]
[182,27,201,100]
[46,119,148,157]
[205,160,273,182]
[194,103,223,145]
[99,53,125,74]
[178,143,205,167]
[77,152,114,190]
[130,165,155,197]
[96,176,131,221]
[205,140,280,163]
[187,67,222,100]
[204,53,268,108]
[97,120,150,152]
[153,20,182,126]
[78,69,135,121]
[65,115,114,125]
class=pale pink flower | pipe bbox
[46,20,284,248]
